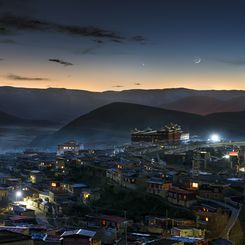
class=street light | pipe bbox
[210,134,220,143]
[223,154,230,159]
[15,191,22,202]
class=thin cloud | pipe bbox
[49,59,73,66]
[79,45,101,55]
[57,25,123,41]
[0,15,145,43]
[134,82,141,86]
[217,58,245,66]
[131,35,145,43]
[112,39,123,43]
[93,39,104,44]
[7,74,49,81]
[113,85,124,88]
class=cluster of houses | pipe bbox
[0,140,238,244]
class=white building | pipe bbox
[57,140,81,156]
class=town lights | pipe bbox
[210,134,220,143]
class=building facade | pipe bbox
[131,123,187,144]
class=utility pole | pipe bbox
[124,210,127,245]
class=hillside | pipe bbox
[164,96,223,115]
[0,110,53,126]
[33,102,245,148]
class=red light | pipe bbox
[229,151,239,156]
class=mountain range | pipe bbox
[1,86,245,123]
[32,102,245,148]
[0,110,53,127]
[1,86,245,149]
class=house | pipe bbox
[0,226,29,235]
[29,170,45,184]
[146,178,172,197]
[42,234,61,244]
[82,189,101,205]
[144,238,185,245]
[106,168,122,184]
[57,141,81,156]
[85,214,127,234]
[62,183,87,196]
[8,215,37,225]
[168,187,196,207]
[209,239,232,245]
[146,216,196,234]
[60,229,100,245]
[32,233,61,244]
[122,232,161,244]
[55,158,66,170]
[6,178,21,188]
[48,190,71,204]
[0,230,33,245]
[0,173,10,184]
[0,187,8,202]
[171,227,205,239]
[198,184,229,200]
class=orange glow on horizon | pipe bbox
[1,62,245,91]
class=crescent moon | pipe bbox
[194,57,201,64]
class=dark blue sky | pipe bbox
[0,0,245,91]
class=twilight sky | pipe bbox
[0,0,245,91]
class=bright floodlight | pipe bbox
[210,134,220,142]
[16,191,22,198]
[223,154,230,159]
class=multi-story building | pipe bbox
[168,187,197,207]
[57,140,81,156]
[60,229,100,245]
[146,178,172,197]
[198,184,228,200]
[29,170,45,184]
[171,227,205,239]
[0,187,8,202]
[131,123,187,144]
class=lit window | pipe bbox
[51,182,57,187]
[192,182,199,188]
[84,193,91,199]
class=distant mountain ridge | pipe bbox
[1,86,245,123]
[0,109,55,127]
[33,102,245,148]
